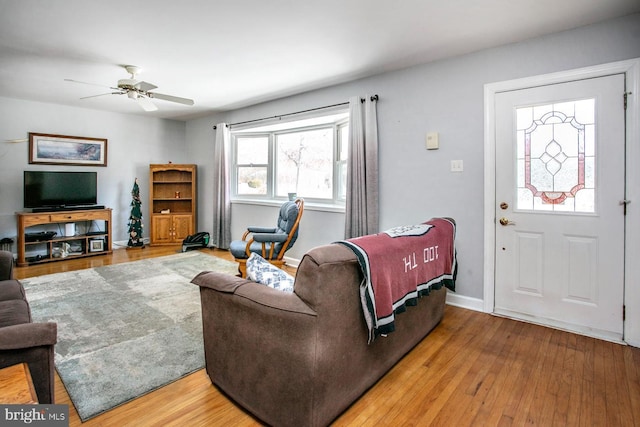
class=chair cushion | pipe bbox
[230,240,275,259]
[246,253,294,292]
[276,201,300,252]
[0,299,31,327]
[0,280,26,301]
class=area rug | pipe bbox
[21,251,238,421]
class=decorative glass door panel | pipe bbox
[516,99,595,213]
[495,74,625,341]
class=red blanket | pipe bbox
[337,218,456,343]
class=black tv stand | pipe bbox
[31,205,105,213]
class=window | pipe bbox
[232,111,349,205]
[236,136,268,195]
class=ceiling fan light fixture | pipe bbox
[137,96,159,112]
[68,64,193,112]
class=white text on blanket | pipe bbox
[403,246,439,272]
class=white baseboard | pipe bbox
[626,338,640,348]
[445,291,484,312]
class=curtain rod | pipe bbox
[213,94,378,130]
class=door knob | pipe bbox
[499,217,515,226]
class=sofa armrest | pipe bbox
[0,250,13,281]
[192,271,250,293]
[0,322,57,350]
[192,271,315,316]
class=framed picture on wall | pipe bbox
[29,133,108,166]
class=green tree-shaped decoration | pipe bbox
[127,178,145,247]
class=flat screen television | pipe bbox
[24,171,98,210]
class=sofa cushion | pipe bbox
[0,299,31,327]
[0,280,27,301]
[246,253,294,292]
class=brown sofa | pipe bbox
[0,250,57,404]
[192,242,448,427]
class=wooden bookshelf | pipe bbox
[149,164,197,245]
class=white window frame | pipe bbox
[231,110,349,208]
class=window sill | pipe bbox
[231,198,345,213]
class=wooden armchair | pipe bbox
[229,198,304,277]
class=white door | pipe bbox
[494,74,626,342]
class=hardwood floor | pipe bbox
[14,247,640,426]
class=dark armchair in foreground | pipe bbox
[229,198,304,277]
[0,250,57,403]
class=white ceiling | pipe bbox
[1,0,639,121]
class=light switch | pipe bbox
[426,132,439,150]
[451,160,464,172]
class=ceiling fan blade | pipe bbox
[80,92,124,100]
[137,96,158,112]
[135,80,158,92]
[65,78,116,90]
[149,92,194,106]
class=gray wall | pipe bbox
[187,13,640,300]
[0,14,637,302]
[0,97,187,247]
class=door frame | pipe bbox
[483,58,640,346]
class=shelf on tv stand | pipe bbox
[16,208,112,266]
[24,233,108,245]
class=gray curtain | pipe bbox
[345,95,379,238]
[212,123,232,249]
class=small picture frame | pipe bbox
[89,239,104,252]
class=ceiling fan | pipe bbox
[65,65,194,112]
